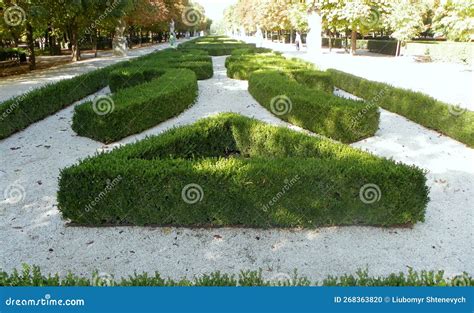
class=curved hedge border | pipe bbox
[0,47,211,141]
[179,36,257,56]
[109,50,213,92]
[328,69,474,147]
[226,52,379,143]
[2,265,472,286]
[59,114,428,227]
[0,66,113,140]
[249,70,379,143]
[72,69,198,143]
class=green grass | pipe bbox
[72,69,198,143]
[2,265,472,286]
[328,69,474,147]
[58,113,428,227]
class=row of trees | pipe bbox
[0,0,211,69]
[224,0,473,54]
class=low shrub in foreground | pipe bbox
[58,114,428,227]
[1,265,472,286]
[72,69,198,143]
[328,69,474,147]
[249,70,379,143]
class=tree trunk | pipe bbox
[26,22,36,70]
[328,30,333,52]
[350,29,357,55]
[92,29,98,58]
[396,40,401,56]
[290,29,293,44]
[71,23,81,61]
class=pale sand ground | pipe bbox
[0,51,472,282]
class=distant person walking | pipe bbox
[295,32,302,51]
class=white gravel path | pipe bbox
[0,55,473,283]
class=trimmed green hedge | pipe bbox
[249,70,379,143]
[109,50,213,92]
[0,48,210,140]
[357,40,398,55]
[0,66,113,139]
[226,53,314,81]
[72,69,198,143]
[328,69,474,147]
[59,114,428,227]
[2,265,472,286]
[179,36,257,56]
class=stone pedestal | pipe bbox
[306,11,322,55]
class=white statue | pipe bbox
[306,9,322,55]
[256,26,263,47]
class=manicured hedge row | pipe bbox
[72,69,198,143]
[226,53,315,81]
[0,47,210,140]
[357,40,398,55]
[179,36,257,56]
[0,47,27,61]
[58,114,428,227]
[0,66,113,139]
[108,50,213,92]
[328,69,474,147]
[2,265,472,286]
[249,70,379,143]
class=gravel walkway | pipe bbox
[0,55,472,283]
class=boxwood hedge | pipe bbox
[2,265,472,286]
[179,36,257,56]
[249,70,379,143]
[328,69,474,147]
[58,114,428,227]
[0,48,211,140]
[109,49,213,92]
[72,69,198,143]
[0,66,113,140]
[226,52,379,143]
